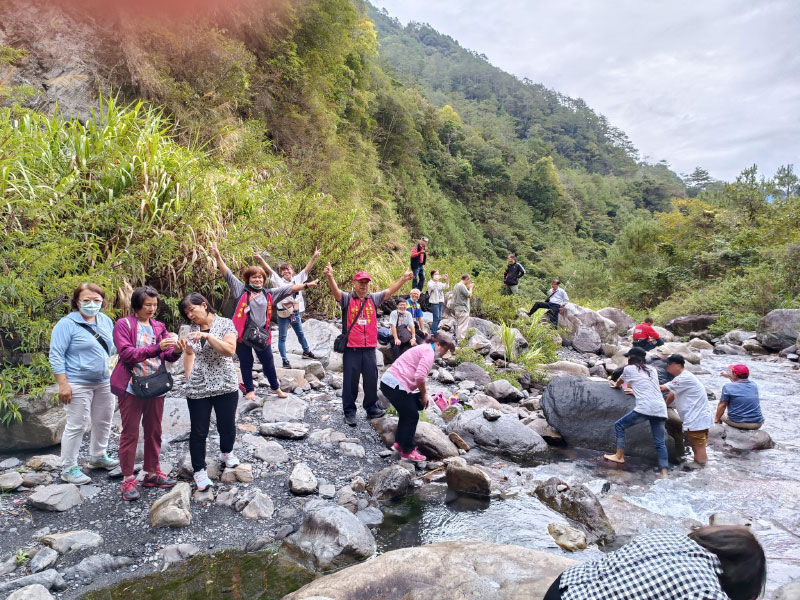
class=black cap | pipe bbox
[666,353,685,366]
[624,347,647,358]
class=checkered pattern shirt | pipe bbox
[559,529,730,600]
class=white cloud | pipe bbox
[373,0,800,181]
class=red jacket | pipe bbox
[110,315,181,397]
[345,296,379,348]
[633,322,660,341]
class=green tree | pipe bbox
[774,164,799,198]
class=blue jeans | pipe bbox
[277,312,310,360]
[614,410,668,470]
[430,302,443,334]
[412,266,425,291]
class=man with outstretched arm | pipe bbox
[323,263,413,426]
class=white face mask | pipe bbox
[80,301,102,317]
[433,274,440,281]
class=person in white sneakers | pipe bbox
[180,292,241,491]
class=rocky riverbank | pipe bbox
[1,304,799,599]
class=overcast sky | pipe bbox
[373,0,800,182]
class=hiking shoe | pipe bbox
[120,477,140,501]
[193,469,213,491]
[302,350,316,359]
[366,408,385,419]
[400,448,427,462]
[219,452,240,468]
[282,358,291,369]
[142,470,176,489]
[344,413,357,427]
[61,465,91,485]
[87,453,119,470]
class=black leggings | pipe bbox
[380,381,420,453]
[530,301,560,326]
[544,575,564,600]
[187,390,238,471]
[236,342,279,392]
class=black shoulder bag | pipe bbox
[242,292,271,351]
[333,296,368,353]
[123,319,174,399]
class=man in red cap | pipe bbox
[715,364,764,429]
[323,263,412,426]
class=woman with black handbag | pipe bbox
[210,243,318,402]
[110,286,184,501]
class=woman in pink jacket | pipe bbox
[110,286,184,501]
[379,332,456,461]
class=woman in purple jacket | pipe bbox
[110,286,184,501]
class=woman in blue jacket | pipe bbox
[49,283,119,485]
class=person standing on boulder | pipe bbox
[715,364,764,429]
[410,236,428,291]
[632,317,665,351]
[604,353,669,475]
[502,254,525,295]
[380,333,456,462]
[660,354,713,464]
[528,279,568,326]
[426,269,449,334]
[49,283,119,485]
[389,298,416,360]
[323,263,413,426]
[452,274,474,344]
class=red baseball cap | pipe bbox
[729,364,749,377]
[353,271,371,282]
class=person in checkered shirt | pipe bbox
[544,527,766,600]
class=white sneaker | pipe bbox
[193,469,213,491]
[219,452,240,468]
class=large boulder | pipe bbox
[533,477,614,543]
[468,332,492,355]
[468,317,529,359]
[444,457,491,498]
[559,303,618,346]
[598,308,636,334]
[572,327,602,353]
[756,309,800,351]
[271,318,340,367]
[541,377,684,463]
[485,379,524,402]
[370,417,459,459]
[0,386,66,452]
[281,505,376,571]
[282,540,576,600]
[653,342,701,364]
[7,584,55,600]
[719,425,774,451]
[446,410,548,461]
[367,464,414,501]
[454,362,491,385]
[665,315,718,337]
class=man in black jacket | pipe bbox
[502,254,525,295]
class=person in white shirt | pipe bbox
[528,279,569,326]
[604,353,669,475]
[661,354,713,464]
[426,269,449,334]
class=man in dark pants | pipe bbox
[323,263,412,426]
[410,236,428,291]
[502,254,525,295]
[528,279,569,326]
[632,317,665,351]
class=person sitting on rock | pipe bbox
[660,354,713,464]
[714,364,764,430]
[528,279,568,326]
[544,526,766,600]
[632,317,665,351]
[389,298,416,360]
[407,288,427,341]
[380,332,456,462]
[604,353,669,476]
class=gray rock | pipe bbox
[597,308,636,334]
[547,523,588,551]
[665,315,718,337]
[356,506,384,527]
[713,343,747,356]
[245,536,274,553]
[289,463,318,495]
[454,362,491,386]
[721,425,774,450]
[778,344,797,357]
[281,505,376,570]
[28,548,58,574]
[526,418,564,446]
[468,332,493,355]
[22,473,53,487]
[572,327,602,353]
[259,421,310,439]
[339,441,366,458]
[215,487,238,508]
[446,410,548,461]
[756,309,800,351]
[270,318,340,367]
[149,482,192,528]
[7,584,55,600]
[0,386,65,452]
[370,416,459,460]
[0,471,24,491]
[234,463,254,483]
[0,457,21,469]
[319,484,336,499]
[541,377,684,463]
[438,368,455,384]
[0,570,66,595]
[588,364,607,377]
[774,578,800,600]
[193,487,215,503]
[29,484,82,512]
[533,478,614,543]
[25,455,60,471]
[261,397,308,423]
[41,529,103,554]
[687,338,714,351]
[543,361,591,378]
[0,553,17,576]
[722,329,757,345]
[444,458,491,498]
[158,543,200,565]
[254,440,289,464]
[336,486,359,514]
[559,304,618,346]
[708,512,751,527]
[64,554,133,579]
[656,342,701,364]
[367,464,414,501]
[485,379,523,402]
[241,490,275,520]
[483,407,501,421]
[742,339,768,354]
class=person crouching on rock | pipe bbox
[632,316,665,351]
[180,293,241,491]
[211,242,317,401]
[604,352,669,475]
[544,526,765,600]
[380,332,456,462]
[111,286,182,501]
